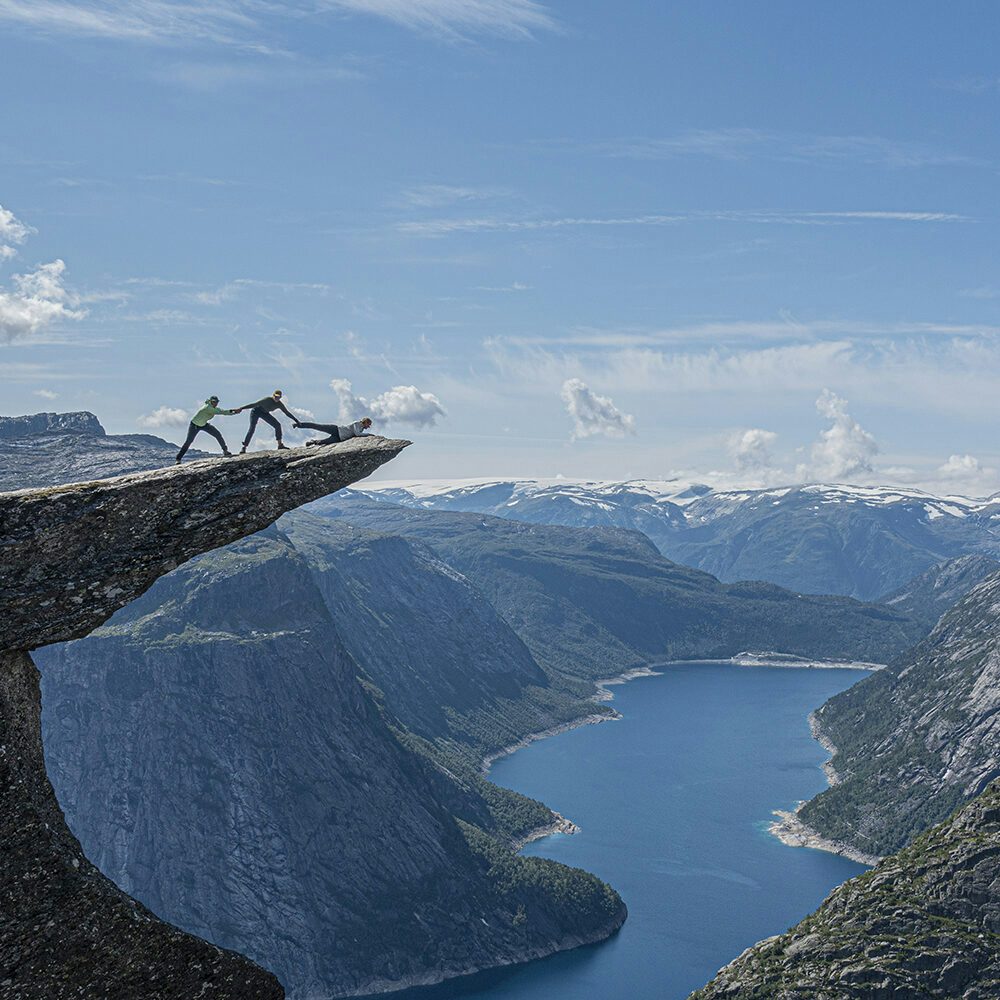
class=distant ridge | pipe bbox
[354,478,1000,600]
[0,410,105,438]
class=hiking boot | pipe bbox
[222,451,233,458]
[175,457,182,464]
[239,446,247,454]
[277,442,289,450]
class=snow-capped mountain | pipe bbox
[352,479,1000,601]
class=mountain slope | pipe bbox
[880,554,1000,629]
[691,780,1000,1000]
[359,480,1000,601]
[311,496,925,682]
[37,528,626,998]
[794,570,1000,858]
[278,512,559,752]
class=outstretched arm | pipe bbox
[276,401,296,420]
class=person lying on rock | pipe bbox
[293,416,373,446]
[238,389,296,453]
[175,396,242,464]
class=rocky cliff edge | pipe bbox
[0,438,408,999]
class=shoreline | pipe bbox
[652,654,885,671]
[768,711,883,867]
[481,664,664,846]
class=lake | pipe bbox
[398,662,869,1000]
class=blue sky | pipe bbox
[2,1,1000,491]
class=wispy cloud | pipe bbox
[399,184,512,208]
[501,318,1000,350]
[0,0,555,48]
[553,129,983,168]
[0,0,267,49]
[322,0,556,39]
[398,208,968,236]
[193,277,331,305]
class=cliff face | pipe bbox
[690,780,1000,1000]
[0,649,284,1000]
[279,513,551,746]
[1,438,407,998]
[881,554,1000,630]
[798,571,1000,858]
[36,526,625,998]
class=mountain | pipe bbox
[310,495,926,679]
[2,428,630,998]
[880,554,1000,629]
[0,410,211,489]
[792,570,1000,859]
[357,479,1000,601]
[690,780,1000,1000]
[0,440,409,998]
[37,527,624,998]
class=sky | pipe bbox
[2,1,1000,493]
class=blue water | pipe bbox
[400,663,869,1000]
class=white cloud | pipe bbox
[560,378,635,441]
[806,389,878,480]
[0,203,33,259]
[34,388,58,400]
[0,260,85,344]
[730,428,777,472]
[939,454,984,477]
[329,377,446,427]
[137,405,189,428]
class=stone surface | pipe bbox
[0,437,409,651]
[0,650,284,999]
[0,438,407,998]
[690,781,1000,999]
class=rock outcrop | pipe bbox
[690,780,1000,999]
[2,438,408,651]
[1,438,407,998]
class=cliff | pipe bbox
[690,780,1000,999]
[797,570,1000,858]
[36,525,625,997]
[1,438,407,998]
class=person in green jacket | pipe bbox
[175,396,242,463]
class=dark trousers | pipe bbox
[243,407,282,447]
[177,421,228,460]
[296,421,340,444]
